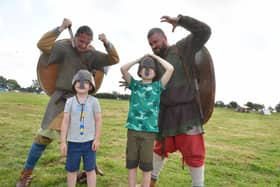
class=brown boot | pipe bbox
[77,166,105,184]
[95,165,105,176]
[16,170,33,187]
[150,178,157,187]
[77,170,87,184]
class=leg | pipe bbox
[66,142,83,186]
[141,171,152,187]
[82,141,97,186]
[151,152,166,182]
[16,134,53,187]
[136,132,156,187]
[126,130,141,187]
[67,171,77,187]
[150,137,175,186]
[128,168,137,187]
[86,170,96,187]
[176,134,205,187]
[189,165,204,187]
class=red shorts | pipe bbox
[154,134,205,167]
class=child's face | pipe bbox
[139,68,156,81]
[74,80,92,94]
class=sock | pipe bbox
[151,153,166,180]
[189,165,204,187]
[24,143,47,170]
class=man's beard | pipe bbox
[153,44,168,57]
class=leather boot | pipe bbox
[95,165,104,176]
[150,178,157,187]
[77,165,105,184]
[16,170,33,187]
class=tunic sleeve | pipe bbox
[176,15,211,54]
[37,27,61,54]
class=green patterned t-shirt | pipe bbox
[125,77,164,132]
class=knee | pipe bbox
[185,156,204,167]
[34,134,53,145]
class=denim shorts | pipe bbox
[66,140,96,172]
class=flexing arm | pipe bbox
[37,18,72,54]
[161,15,211,52]
[120,57,142,85]
[99,33,120,65]
[149,54,174,87]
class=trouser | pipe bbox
[24,128,58,170]
[151,134,205,187]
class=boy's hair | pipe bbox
[75,26,93,37]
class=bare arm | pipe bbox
[120,57,142,85]
[150,54,174,87]
[92,112,102,151]
[60,112,70,156]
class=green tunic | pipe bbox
[157,15,211,140]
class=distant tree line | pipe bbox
[1,75,280,111]
[95,92,130,100]
[0,75,42,93]
[215,100,280,112]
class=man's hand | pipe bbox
[160,15,179,32]
[59,18,72,32]
[98,33,109,45]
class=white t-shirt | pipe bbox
[64,95,101,142]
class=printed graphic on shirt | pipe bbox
[126,78,163,132]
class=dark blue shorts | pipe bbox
[66,140,96,172]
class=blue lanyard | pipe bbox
[75,96,88,135]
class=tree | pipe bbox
[28,79,42,93]
[7,79,21,90]
[0,76,7,88]
[227,101,239,109]
[215,100,225,107]
[245,101,254,109]
[275,102,280,112]
[245,101,264,111]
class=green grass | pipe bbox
[0,92,280,187]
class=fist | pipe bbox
[98,33,108,44]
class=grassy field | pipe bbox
[0,92,279,187]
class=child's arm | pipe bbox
[150,54,174,87]
[92,112,102,151]
[60,112,70,156]
[120,57,142,85]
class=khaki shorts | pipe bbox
[126,129,155,171]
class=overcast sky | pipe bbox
[0,0,279,107]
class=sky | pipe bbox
[0,0,279,107]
